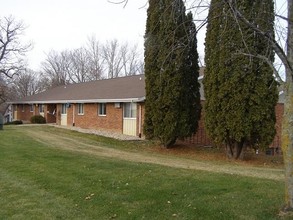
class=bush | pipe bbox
[30,115,46,124]
[4,120,23,125]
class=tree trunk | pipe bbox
[226,141,244,160]
[163,137,177,148]
[282,0,293,211]
[282,85,293,211]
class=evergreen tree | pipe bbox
[203,0,278,159]
[144,0,201,147]
[143,0,162,139]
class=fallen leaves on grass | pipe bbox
[85,193,95,200]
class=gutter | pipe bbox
[8,97,146,105]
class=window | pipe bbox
[30,104,34,112]
[22,104,25,112]
[61,104,67,114]
[123,103,137,118]
[78,103,84,115]
[98,103,106,116]
[39,104,44,113]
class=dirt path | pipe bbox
[21,127,284,181]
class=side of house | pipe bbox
[10,75,146,137]
[10,74,284,149]
[12,101,144,136]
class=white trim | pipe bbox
[9,97,145,105]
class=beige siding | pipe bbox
[61,114,67,126]
[123,118,137,136]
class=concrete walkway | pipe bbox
[50,124,143,141]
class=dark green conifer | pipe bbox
[143,0,162,139]
[203,0,278,159]
[144,0,201,147]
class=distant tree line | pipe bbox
[0,16,144,103]
[40,37,144,88]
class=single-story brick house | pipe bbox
[10,75,145,137]
[9,74,284,149]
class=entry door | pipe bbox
[123,103,137,136]
[61,104,67,126]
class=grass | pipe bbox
[0,125,287,219]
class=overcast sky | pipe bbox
[2,0,288,72]
[2,0,148,70]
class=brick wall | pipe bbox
[15,104,34,122]
[46,104,57,123]
[14,104,57,123]
[14,102,284,149]
[66,103,123,133]
[184,102,284,148]
[183,103,213,146]
[56,104,60,125]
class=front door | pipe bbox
[61,104,67,126]
[123,103,137,136]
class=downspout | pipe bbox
[138,103,142,138]
[72,104,75,126]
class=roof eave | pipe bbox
[9,97,146,105]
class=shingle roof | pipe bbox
[12,74,146,104]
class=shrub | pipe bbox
[4,120,23,125]
[30,115,46,124]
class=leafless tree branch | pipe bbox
[0,16,31,79]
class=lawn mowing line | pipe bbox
[19,126,284,181]
[0,168,79,218]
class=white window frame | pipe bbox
[77,103,84,115]
[98,103,106,116]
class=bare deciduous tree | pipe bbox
[0,16,31,78]
[41,38,143,88]
[69,47,89,83]
[41,50,71,87]
[121,43,143,76]
[102,39,124,78]
[13,69,43,98]
[86,36,105,80]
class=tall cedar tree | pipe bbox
[203,0,278,159]
[144,0,201,147]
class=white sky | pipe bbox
[2,0,148,70]
[2,0,288,72]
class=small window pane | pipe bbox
[78,103,84,115]
[124,103,137,118]
[39,104,44,113]
[131,103,137,118]
[123,103,131,118]
[30,104,34,112]
[61,104,67,114]
[98,103,106,116]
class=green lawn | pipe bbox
[0,125,286,219]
